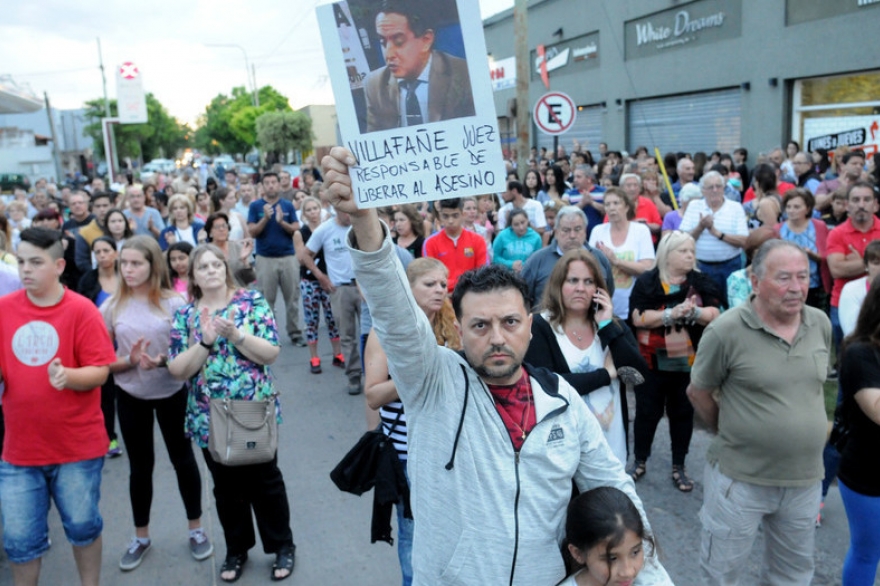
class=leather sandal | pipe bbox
[271,544,296,581]
[220,552,247,583]
[629,460,647,482]
[672,465,694,492]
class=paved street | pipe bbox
[0,317,872,585]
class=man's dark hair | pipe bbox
[507,180,523,195]
[451,265,531,320]
[753,164,777,193]
[710,163,729,177]
[842,150,866,165]
[847,180,878,201]
[90,191,113,206]
[437,198,462,210]
[225,168,238,177]
[261,172,279,183]
[720,153,734,165]
[734,147,748,159]
[19,227,64,260]
[379,0,433,37]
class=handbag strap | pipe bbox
[220,398,275,430]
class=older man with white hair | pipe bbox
[679,171,748,295]
[671,158,696,196]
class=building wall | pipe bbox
[483,0,879,157]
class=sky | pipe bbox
[2,0,514,127]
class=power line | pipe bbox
[255,0,322,67]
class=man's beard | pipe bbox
[468,344,523,382]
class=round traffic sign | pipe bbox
[119,62,139,80]
[533,92,576,135]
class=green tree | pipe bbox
[193,85,293,155]
[82,94,188,162]
[256,111,313,162]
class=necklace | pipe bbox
[570,329,583,342]
[511,388,533,440]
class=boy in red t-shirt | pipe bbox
[423,198,488,292]
[0,227,116,586]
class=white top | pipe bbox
[546,312,626,465]
[588,222,655,319]
[227,211,245,241]
[679,199,748,262]
[839,276,869,337]
[556,571,581,586]
[497,199,547,231]
[306,220,355,285]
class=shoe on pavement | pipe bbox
[310,357,322,374]
[347,380,362,395]
[190,528,214,561]
[107,439,123,458]
[332,354,345,368]
[120,538,151,571]
[290,336,307,347]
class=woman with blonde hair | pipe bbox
[160,194,205,250]
[525,248,647,464]
[628,231,723,491]
[101,236,211,570]
[364,257,460,586]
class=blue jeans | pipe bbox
[698,256,743,304]
[839,480,880,585]
[830,306,844,358]
[0,457,104,563]
[396,460,414,586]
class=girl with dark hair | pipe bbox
[104,208,133,249]
[559,486,653,586]
[393,204,426,259]
[78,236,122,458]
[544,164,569,205]
[524,169,547,203]
[837,277,880,585]
[167,241,194,298]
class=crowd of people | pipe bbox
[0,137,877,585]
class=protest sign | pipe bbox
[317,0,505,208]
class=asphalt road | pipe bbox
[0,317,874,585]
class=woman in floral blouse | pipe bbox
[168,244,295,583]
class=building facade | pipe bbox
[483,0,880,161]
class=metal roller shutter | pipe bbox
[627,89,742,155]
[537,105,603,156]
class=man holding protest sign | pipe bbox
[364,0,475,132]
[321,146,673,586]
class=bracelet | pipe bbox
[235,330,246,345]
[128,353,135,366]
[199,339,214,351]
[719,232,725,241]
[662,308,673,327]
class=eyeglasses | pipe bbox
[703,184,725,191]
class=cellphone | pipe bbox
[593,299,601,313]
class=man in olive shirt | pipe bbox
[687,240,831,586]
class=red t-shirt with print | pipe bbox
[0,289,116,465]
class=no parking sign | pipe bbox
[533,91,576,135]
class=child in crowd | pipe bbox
[822,189,848,228]
[559,487,654,586]
[166,241,194,300]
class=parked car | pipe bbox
[0,173,29,194]
[145,158,177,174]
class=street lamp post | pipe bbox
[205,44,259,108]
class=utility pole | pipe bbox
[44,93,64,183]
[252,64,260,108]
[97,37,118,182]
[514,0,530,178]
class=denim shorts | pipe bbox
[0,457,104,563]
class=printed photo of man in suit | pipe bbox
[363,0,475,133]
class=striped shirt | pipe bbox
[680,199,748,262]
[379,401,408,459]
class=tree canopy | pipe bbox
[82,93,188,162]
[256,111,313,163]
[193,85,293,155]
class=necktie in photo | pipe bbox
[404,80,423,126]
